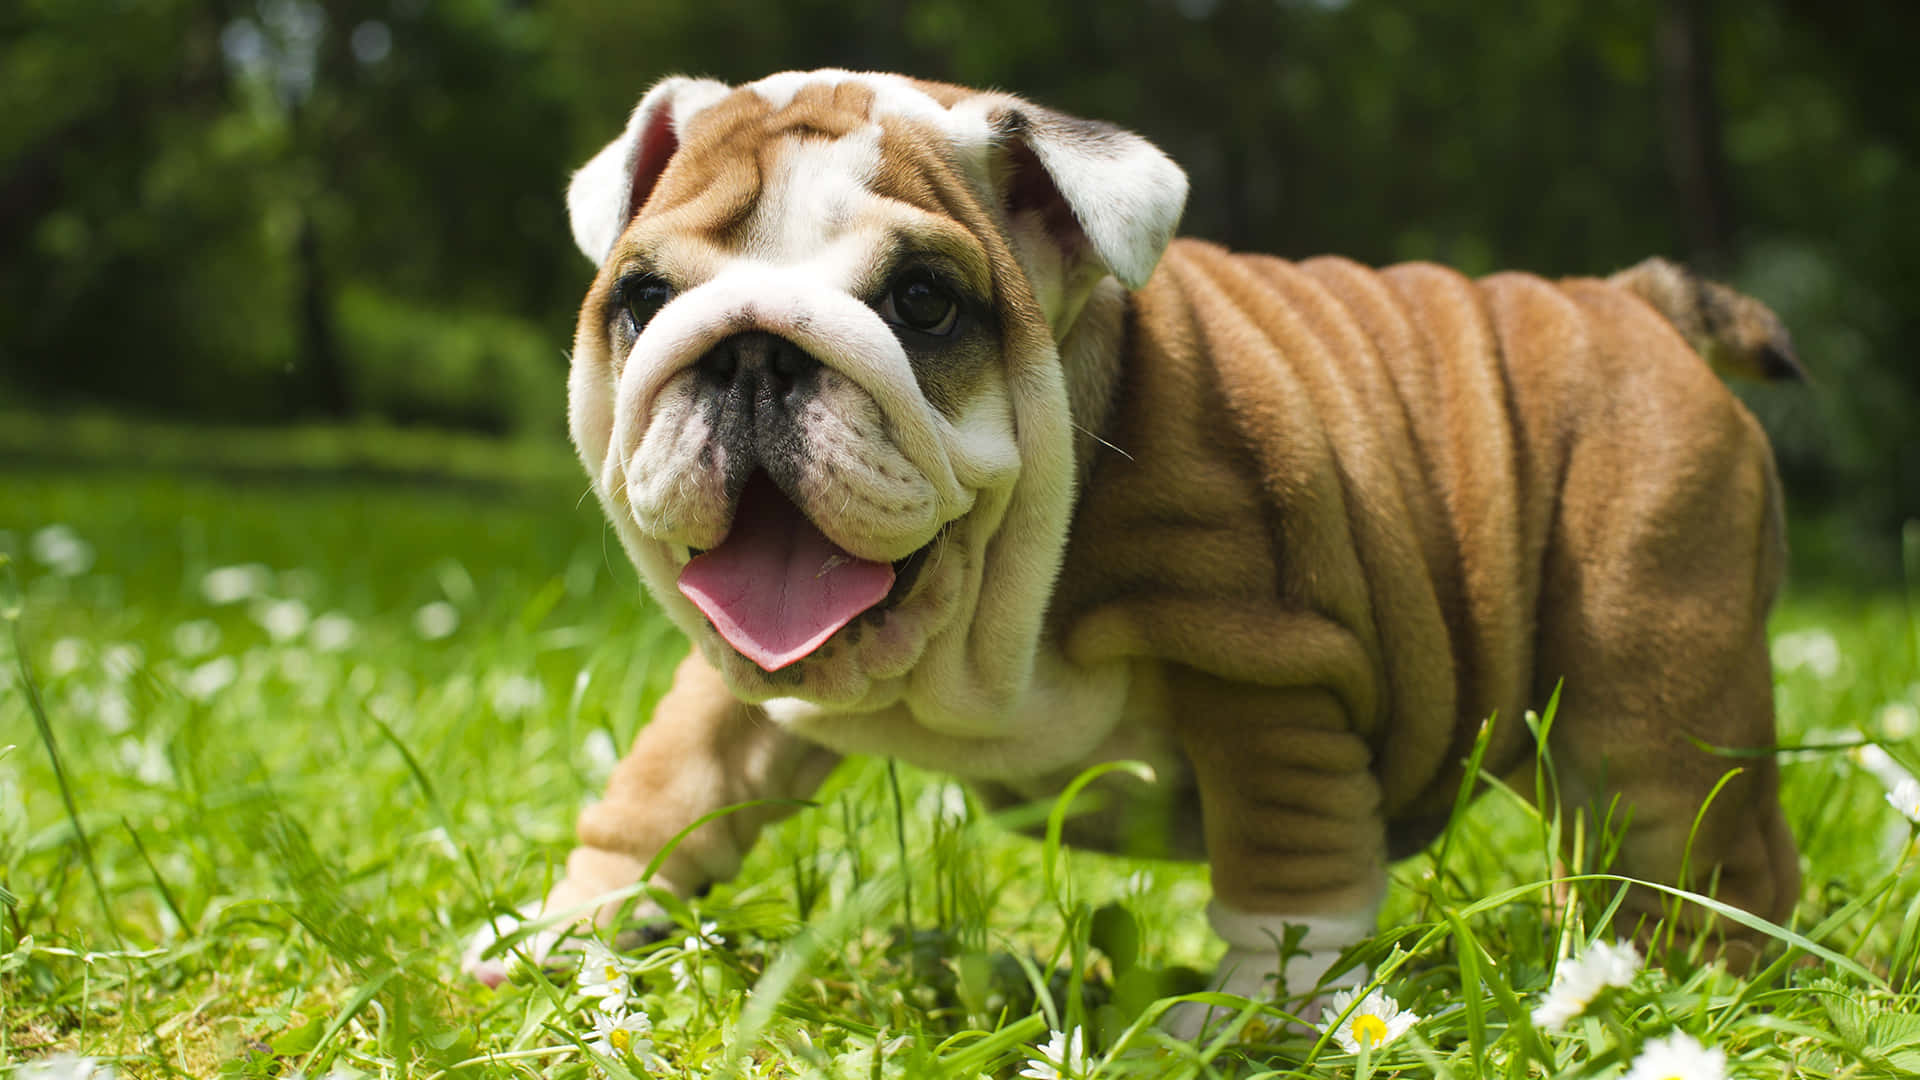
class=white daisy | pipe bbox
[668,920,722,992]
[49,637,87,678]
[119,734,174,784]
[586,1006,655,1060]
[200,563,273,605]
[491,674,545,716]
[183,656,238,702]
[1888,778,1920,824]
[1623,1030,1728,1080]
[1878,701,1920,740]
[308,611,357,653]
[252,597,311,643]
[16,1055,117,1079]
[576,938,634,1007]
[93,687,133,734]
[1319,987,1418,1053]
[1771,628,1840,680]
[171,619,221,658]
[1531,938,1642,1030]
[30,525,95,577]
[100,643,144,681]
[1850,742,1918,792]
[1018,1028,1087,1079]
[412,601,460,641]
[580,728,620,782]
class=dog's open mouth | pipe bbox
[677,472,937,672]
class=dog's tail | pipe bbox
[1609,257,1806,382]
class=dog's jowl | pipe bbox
[465,69,1803,1022]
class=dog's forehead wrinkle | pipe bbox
[738,128,885,260]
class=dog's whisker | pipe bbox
[1073,420,1134,462]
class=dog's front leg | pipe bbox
[1166,677,1388,1037]
[464,649,839,984]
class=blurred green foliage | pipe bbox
[2,0,1914,531]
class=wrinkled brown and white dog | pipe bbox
[465,69,1804,1022]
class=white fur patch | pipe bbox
[748,69,953,126]
[780,650,1136,777]
[1206,894,1383,998]
[1207,897,1383,954]
[1162,893,1385,1039]
[1019,112,1188,291]
[741,126,884,259]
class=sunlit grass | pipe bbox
[3,467,1918,1077]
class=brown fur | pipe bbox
[1053,242,1798,946]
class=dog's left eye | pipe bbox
[617,275,675,333]
[878,272,961,336]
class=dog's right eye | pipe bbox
[878,270,962,337]
[617,275,675,333]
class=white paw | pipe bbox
[1160,897,1383,1041]
[460,901,571,988]
[1160,943,1365,1040]
[461,890,674,987]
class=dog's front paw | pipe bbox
[1160,942,1366,1041]
[461,900,568,988]
[462,854,673,987]
[1162,898,1382,1041]
[460,893,678,987]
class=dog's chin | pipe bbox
[674,525,966,712]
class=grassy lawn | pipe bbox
[3,465,1918,1078]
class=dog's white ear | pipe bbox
[568,75,734,265]
[990,105,1188,290]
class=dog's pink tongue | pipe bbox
[677,475,895,671]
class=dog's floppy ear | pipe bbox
[568,75,734,265]
[989,104,1188,291]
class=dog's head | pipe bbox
[566,70,1186,727]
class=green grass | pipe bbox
[4,465,1919,1078]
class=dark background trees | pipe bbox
[3,0,1913,542]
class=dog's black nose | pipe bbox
[696,331,820,401]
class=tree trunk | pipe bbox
[1655,0,1736,269]
[294,212,352,418]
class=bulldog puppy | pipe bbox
[465,70,1803,1025]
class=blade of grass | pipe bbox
[716,874,900,1079]
[1448,910,1488,1065]
[1041,760,1155,916]
[1423,708,1502,920]
[8,602,127,956]
[1446,910,1553,1067]
[887,758,913,939]
[121,817,189,934]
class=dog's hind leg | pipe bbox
[1530,359,1800,968]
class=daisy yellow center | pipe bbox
[1350,1013,1388,1047]
[604,964,619,981]
[610,1029,631,1052]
